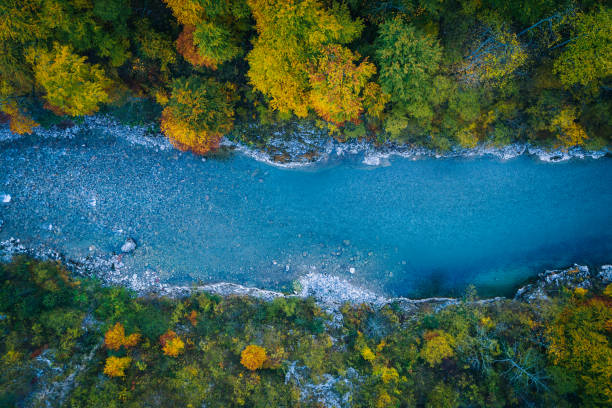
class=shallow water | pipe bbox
[1,125,611,297]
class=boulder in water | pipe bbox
[1,194,11,203]
[121,238,137,253]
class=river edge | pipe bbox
[2,237,610,316]
[0,115,609,168]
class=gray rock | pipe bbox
[121,238,137,253]
[599,265,612,284]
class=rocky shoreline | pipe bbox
[1,116,609,169]
[2,237,610,315]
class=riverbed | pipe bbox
[1,120,611,297]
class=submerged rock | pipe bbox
[1,193,11,203]
[121,238,137,253]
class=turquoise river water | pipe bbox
[0,125,611,297]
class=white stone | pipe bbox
[121,238,137,253]
[1,194,11,203]
[349,267,355,274]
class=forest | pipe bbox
[1,257,611,407]
[0,0,610,153]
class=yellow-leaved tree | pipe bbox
[547,298,612,406]
[160,330,185,357]
[103,356,132,377]
[104,323,141,351]
[26,43,112,116]
[246,0,373,123]
[240,344,267,371]
[0,101,38,135]
[420,330,455,367]
[548,107,588,149]
[308,45,377,126]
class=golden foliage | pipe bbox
[420,330,455,367]
[160,77,233,155]
[26,43,112,117]
[547,298,612,405]
[0,102,38,135]
[480,316,495,329]
[103,356,132,377]
[376,391,392,408]
[246,0,363,118]
[160,109,222,154]
[549,107,588,149]
[574,287,588,297]
[160,330,185,357]
[308,45,377,126]
[240,345,268,371]
[104,323,141,351]
[162,0,204,26]
[360,346,375,362]
[604,284,612,299]
[380,366,399,384]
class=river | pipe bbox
[1,121,610,297]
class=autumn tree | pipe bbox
[176,25,216,68]
[247,0,369,121]
[554,7,612,89]
[461,27,527,84]
[26,44,112,116]
[0,101,38,135]
[164,0,249,69]
[548,107,588,148]
[160,76,234,154]
[240,345,267,370]
[104,322,141,351]
[160,330,185,357]
[103,356,132,377]
[547,298,612,406]
[308,45,377,126]
[420,330,455,367]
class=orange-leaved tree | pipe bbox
[160,76,234,154]
[160,330,185,357]
[164,0,248,69]
[240,344,267,370]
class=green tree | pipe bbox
[375,18,447,135]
